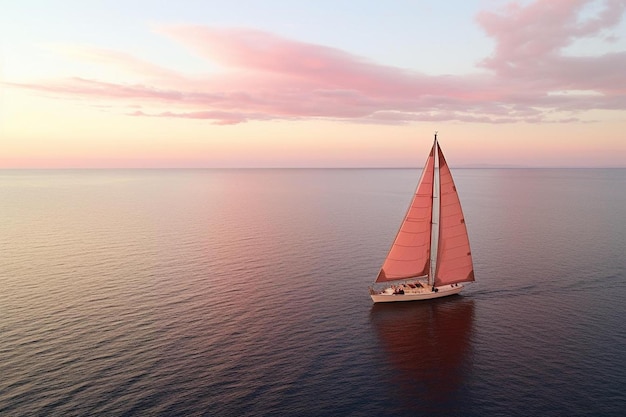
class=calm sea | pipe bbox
[1,168,625,417]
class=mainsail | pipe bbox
[376,144,435,282]
[376,136,474,287]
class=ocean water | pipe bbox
[1,168,625,417]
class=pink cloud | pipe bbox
[476,0,626,91]
[4,0,626,125]
[157,26,464,98]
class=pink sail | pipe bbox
[434,145,475,286]
[376,144,435,282]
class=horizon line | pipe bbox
[1,166,625,170]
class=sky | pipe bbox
[1,0,626,168]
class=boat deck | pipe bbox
[370,282,464,302]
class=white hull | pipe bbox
[370,283,464,303]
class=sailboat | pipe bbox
[369,133,475,302]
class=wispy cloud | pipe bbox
[48,44,185,81]
[6,0,626,125]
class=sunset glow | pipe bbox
[2,0,626,168]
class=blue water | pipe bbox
[1,168,625,416]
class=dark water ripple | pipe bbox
[1,169,625,416]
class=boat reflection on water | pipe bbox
[370,297,475,413]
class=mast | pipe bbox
[428,132,439,286]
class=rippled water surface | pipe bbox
[1,169,625,416]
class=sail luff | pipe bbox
[376,144,435,283]
[434,144,475,286]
